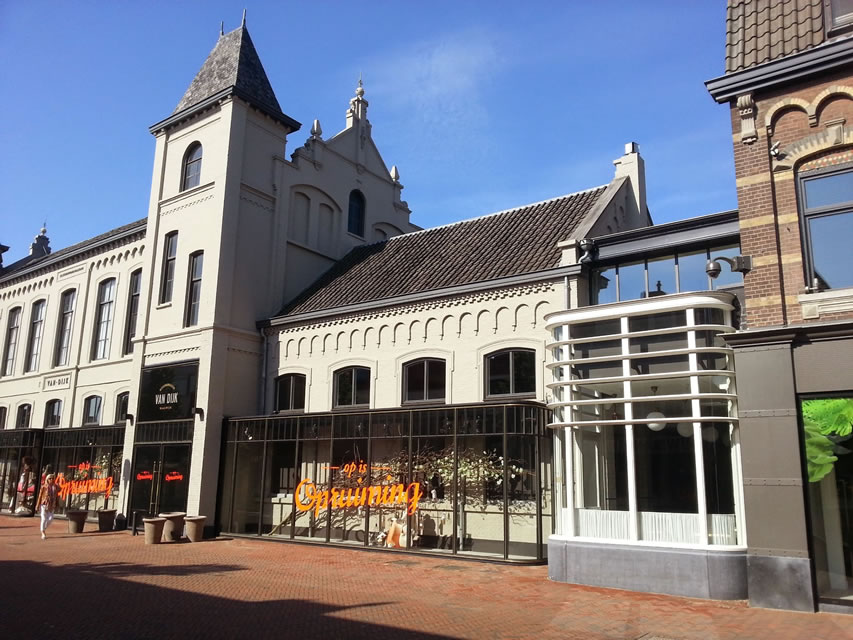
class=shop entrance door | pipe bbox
[130,444,191,516]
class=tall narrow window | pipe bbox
[182,142,203,191]
[16,404,31,429]
[347,190,365,237]
[115,392,129,423]
[403,358,446,403]
[160,232,178,304]
[275,374,306,412]
[0,406,6,429]
[44,399,62,428]
[184,252,203,327]
[24,300,46,372]
[485,349,536,398]
[83,395,102,425]
[799,166,853,291]
[54,290,76,367]
[333,366,371,408]
[2,307,22,376]
[92,278,116,360]
[124,270,141,354]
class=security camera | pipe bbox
[706,259,722,279]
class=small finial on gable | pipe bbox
[242,9,247,27]
[220,21,224,36]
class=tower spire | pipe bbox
[242,8,247,27]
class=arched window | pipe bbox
[16,403,31,429]
[2,307,21,376]
[402,358,446,403]
[83,395,102,425]
[182,143,203,191]
[333,366,370,408]
[115,392,130,423]
[485,348,536,398]
[24,299,46,372]
[44,399,62,428]
[347,190,365,237]
[55,289,77,366]
[91,278,116,360]
[275,373,306,412]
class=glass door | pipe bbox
[130,444,191,516]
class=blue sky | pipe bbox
[0,1,735,262]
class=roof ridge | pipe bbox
[393,183,610,242]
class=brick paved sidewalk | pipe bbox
[0,516,850,640]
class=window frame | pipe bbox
[797,163,853,292]
[825,0,853,35]
[16,403,32,429]
[82,395,102,426]
[275,373,307,413]
[333,366,371,409]
[2,306,22,376]
[44,399,62,428]
[160,232,178,304]
[347,189,366,237]
[0,406,6,429]
[24,299,46,373]
[115,392,130,424]
[184,251,203,327]
[402,358,447,404]
[124,269,142,355]
[484,348,537,399]
[181,142,203,191]
[91,278,117,361]
[54,289,77,367]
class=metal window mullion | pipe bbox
[687,309,709,545]
[622,315,638,541]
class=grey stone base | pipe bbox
[747,554,815,612]
[548,537,747,600]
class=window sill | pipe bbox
[156,302,172,310]
[799,287,853,319]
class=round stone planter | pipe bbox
[158,512,187,542]
[184,516,207,543]
[66,510,88,534]
[97,509,117,532]
[143,517,166,545]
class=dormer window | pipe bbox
[182,143,203,191]
[348,190,365,237]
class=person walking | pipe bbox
[36,474,60,540]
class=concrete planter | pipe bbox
[143,517,166,545]
[66,510,88,534]
[184,516,207,542]
[158,512,187,542]
[97,509,117,532]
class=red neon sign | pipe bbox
[56,474,114,500]
[164,471,184,482]
[136,471,153,481]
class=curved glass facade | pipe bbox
[546,292,744,547]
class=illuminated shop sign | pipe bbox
[136,471,153,481]
[295,460,422,517]
[164,471,184,482]
[57,474,114,500]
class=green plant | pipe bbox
[802,397,853,483]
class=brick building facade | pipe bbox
[708,0,853,614]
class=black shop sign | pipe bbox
[139,362,198,422]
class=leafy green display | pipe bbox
[801,397,853,483]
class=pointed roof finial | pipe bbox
[242,8,247,27]
[41,221,47,235]
[220,21,224,36]
[356,72,364,97]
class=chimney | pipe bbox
[612,142,648,223]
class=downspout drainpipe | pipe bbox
[259,330,268,414]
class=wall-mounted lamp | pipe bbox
[125,413,135,425]
[193,407,205,420]
[706,255,752,279]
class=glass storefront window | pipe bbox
[677,250,710,293]
[574,425,629,540]
[593,266,617,305]
[647,255,676,297]
[801,396,853,602]
[618,262,646,301]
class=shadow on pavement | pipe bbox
[2,560,458,640]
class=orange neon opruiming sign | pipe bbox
[57,474,114,500]
[295,476,423,518]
